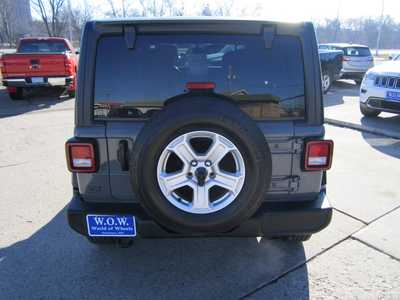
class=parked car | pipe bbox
[359,58,400,117]
[319,43,374,84]
[0,37,78,100]
[319,49,343,93]
[66,18,334,246]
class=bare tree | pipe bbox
[199,1,235,17]
[105,0,140,18]
[31,0,66,37]
[106,0,119,18]
[66,0,92,42]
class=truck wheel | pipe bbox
[322,72,332,94]
[360,103,380,117]
[130,96,272,234]
[8,87,24,100]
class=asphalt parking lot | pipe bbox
[0,84,399,299]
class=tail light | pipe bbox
[64,54,74,75]
[7,87,17,93]
[304,140,334,171]
[66,142,97,172]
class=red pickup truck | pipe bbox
[0,37,78,100]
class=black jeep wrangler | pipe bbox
[66,18,333,245]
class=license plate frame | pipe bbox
[86,214,136,237]
[31,77,44,84]
[386,91,400,101]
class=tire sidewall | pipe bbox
[322,72,331,94]
[131,97,272,233]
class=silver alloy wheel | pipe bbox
[157,131,246,214]
[322,74,331,92]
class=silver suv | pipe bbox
[319,43,374,84]
[66,18,334,246]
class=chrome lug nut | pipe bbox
[209,172,216,179]
[190,160,198,167]
[205,160,212,167]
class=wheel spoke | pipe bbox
[206,135,233,164]
[211,171,243,192]
[159,172,190,194]
[168,135,197,165]
[192,185,210,209]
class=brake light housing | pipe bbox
[304,140,334,171]
[66,141,97,172]
[64,54,74,75]
[186,82,216,91]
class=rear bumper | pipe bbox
[361,98,400,114]
[360,81,400,114]
[340,71,366,80]
[67,191,332,238]
[2,76,74,88]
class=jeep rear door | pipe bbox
[84,21,324,203]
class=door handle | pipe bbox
[117,140,129,171]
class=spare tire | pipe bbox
[130,96,272,233]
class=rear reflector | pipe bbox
[304,140,334,171]
[186,82,215,90]
[7,87,17,93]
[66,142,96,172]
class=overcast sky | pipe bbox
[72,0,400,22]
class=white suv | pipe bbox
[360,56,400,117]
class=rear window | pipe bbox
[343,47,371,57]
[94,34,305,120]
[18,41,68,53]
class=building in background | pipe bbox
[12,0,32,35]
[0,0,32,45]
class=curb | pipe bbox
[325,118,400,140]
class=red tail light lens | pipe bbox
[304,140,334,171]
[7,87,17,93]
[64,54,74,75]
[186,82,216,90]
[66,142,96,172]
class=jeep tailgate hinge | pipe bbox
[289,176,300,192]
[293,138,303,154]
